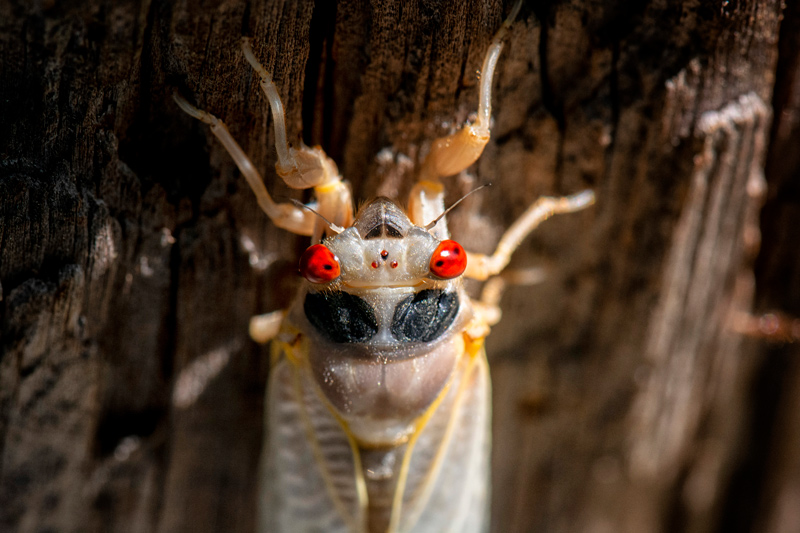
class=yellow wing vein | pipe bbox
[387,339,484,533]
[283,339,367,533]
[401,339,486,531]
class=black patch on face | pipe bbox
[364,222,404,239]
[391,289,459,343]
[305,292,379,343]
[353,197,411,240]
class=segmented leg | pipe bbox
[465,190,595,281]
[462,191,594,340]
[174,39,353,241]
[174,94,317,236]
[250,309,287,344]
[241,39,353,241]
[408,0,523,238]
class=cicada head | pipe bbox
[299,197,466,290]
[294,197,471,444]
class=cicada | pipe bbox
[175,1,593,531]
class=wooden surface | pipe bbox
[0,1,796,532]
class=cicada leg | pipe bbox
[250,309,286,344]
[173,93,318,236]
[463,268,545,341]
[240,39,353,242]
[174,40,354,242]
[408,0,523,239]
[465,190,596,281]
[460,190,594,342]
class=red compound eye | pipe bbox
[299,244,340,283]
[429,240,467,279]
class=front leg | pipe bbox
[173,94,317,236]
[241,39,353,240]
[409,0,522,238]
[174,40,354,241]
[417,0,521,183]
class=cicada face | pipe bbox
[292,197,471,446]
[305,197,467,290]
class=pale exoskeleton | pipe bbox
[175,1,594,531]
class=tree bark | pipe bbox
[0,1,792,532]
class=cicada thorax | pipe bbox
[288,197,472,447]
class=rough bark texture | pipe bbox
[0,1,794,532]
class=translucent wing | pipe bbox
[259,355,365,533]
[259,340,490,533]
[398,348,491,533]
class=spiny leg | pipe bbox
[462,191,593,341]
[173,93,316,236]
[241,39,353,239]
[466,190,595,281]
[419,0,521,181]
[409,0,523,237]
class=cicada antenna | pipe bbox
[424,183,492,231]
[288,199,345,234]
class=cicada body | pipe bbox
[260,198,491,533]
[174,1,593,531]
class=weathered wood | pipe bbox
[742,1,800,532]
[0,1,792,532]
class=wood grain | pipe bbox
[0,1,792,532]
